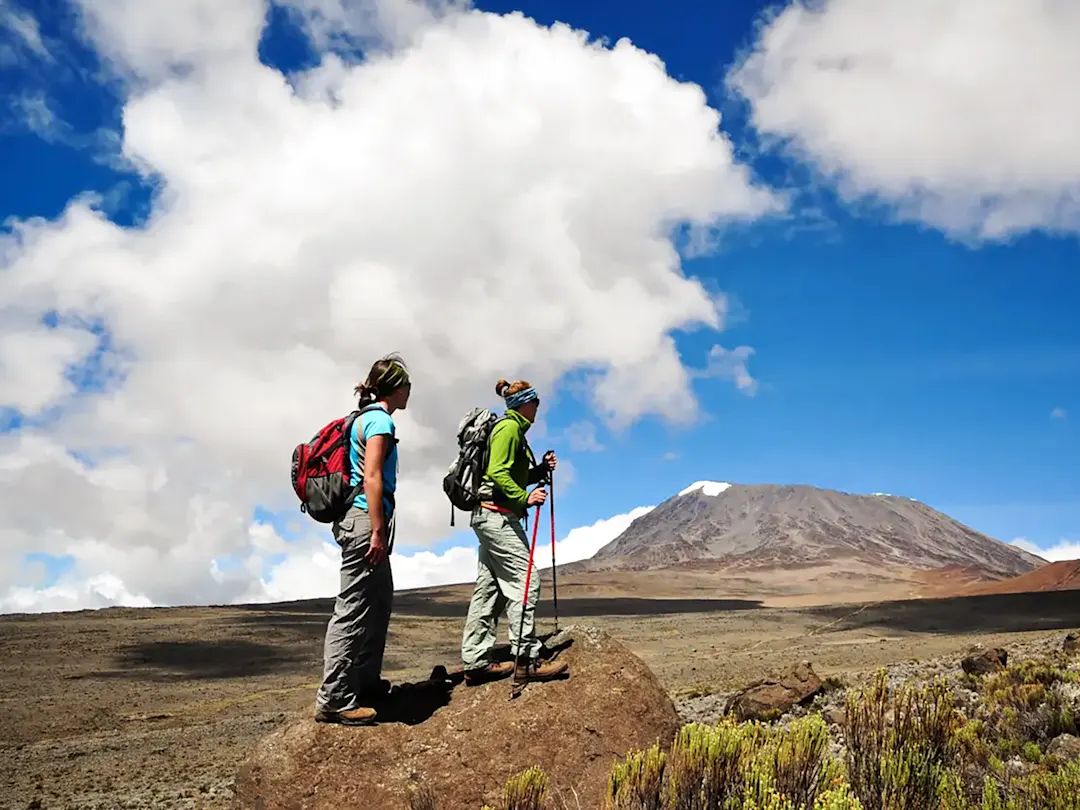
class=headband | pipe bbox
[378,362,410,390]
[505,387,538,409]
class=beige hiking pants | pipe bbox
[460,507,542,669]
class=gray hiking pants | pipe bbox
[460,507,542,669]
[315,506,393,713]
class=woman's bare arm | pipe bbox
[364,434,389,564]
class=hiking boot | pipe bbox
[314,706,378,726]
[464,661,515,686]
[513,658,569,683]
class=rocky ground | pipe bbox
[677,631,1078,728]
[3,587,1080,810]
[676,630,1080,800]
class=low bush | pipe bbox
[841,669,962,810]
[415,644,1080,810]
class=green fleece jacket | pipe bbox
[483,409,547,517]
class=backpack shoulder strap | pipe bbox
[346,404,397,509]
[356,403,396,444]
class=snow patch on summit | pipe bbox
[873,492,921,503]
[679,481,732,497]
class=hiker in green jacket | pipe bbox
[460,378,570,686]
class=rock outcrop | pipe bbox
[961,646,1007,676]
[1047,733,1080,762]
[724,661,825,722]
[233,626,680,810]
[1064,631,1079,656]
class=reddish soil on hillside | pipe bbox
[913,564,1009,597]
[958,560,1080,596]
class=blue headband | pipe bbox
[505,387,539,409]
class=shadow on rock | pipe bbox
[376,679,456,726]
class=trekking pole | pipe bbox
[511,495,543,700]
[548,464,559,634]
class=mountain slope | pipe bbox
[959,560,1080,596]
[580,482,1045,577]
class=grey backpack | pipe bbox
[442,407,504,526]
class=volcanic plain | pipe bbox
[4,577,1080,810]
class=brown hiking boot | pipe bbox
[314,706,377,726]
[464,661,515,686]
[513,658,569,683]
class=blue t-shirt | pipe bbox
[350,406,397,516]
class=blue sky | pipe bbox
[476,0,1078,549]
[1,0,1078,610]
[543,224,1080,548]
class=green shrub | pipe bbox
[841,669,961,810]
[1013,757,1080,810]
[419,647,1080,810]
[409,784,438,810]
[764,715,839,809]
[821,676,847,693]
[604,715,840,810]
[502,766,549,810]
[664,719,752,809]
[841,670,890,806]
[811,784,863,810]
[950,653,1080,796]
[607,743,667,810]
[878,746,947,810]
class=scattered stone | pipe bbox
[1005,755,1037,781]
[676,692,730,727]
[1047,733,1080,762]
[961,646,1007,676]
[953,687,981,718]
[725,661,824,723]
[822,707,846,727]
[1064,632,1079,656]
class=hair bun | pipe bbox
[495,379,510,397]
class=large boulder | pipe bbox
[233,626,680,810]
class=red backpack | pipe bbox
[290,404,386,524]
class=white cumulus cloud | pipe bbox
[0,501,655,612]
[0,573,154,614]
[561,421,604,453]
[1011,537,1080,563]
[0,1,779,611]
[700,344,758,395]
[728,0,1080,240]
[535,504,655,570]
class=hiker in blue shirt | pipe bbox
[315,353,410,726]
